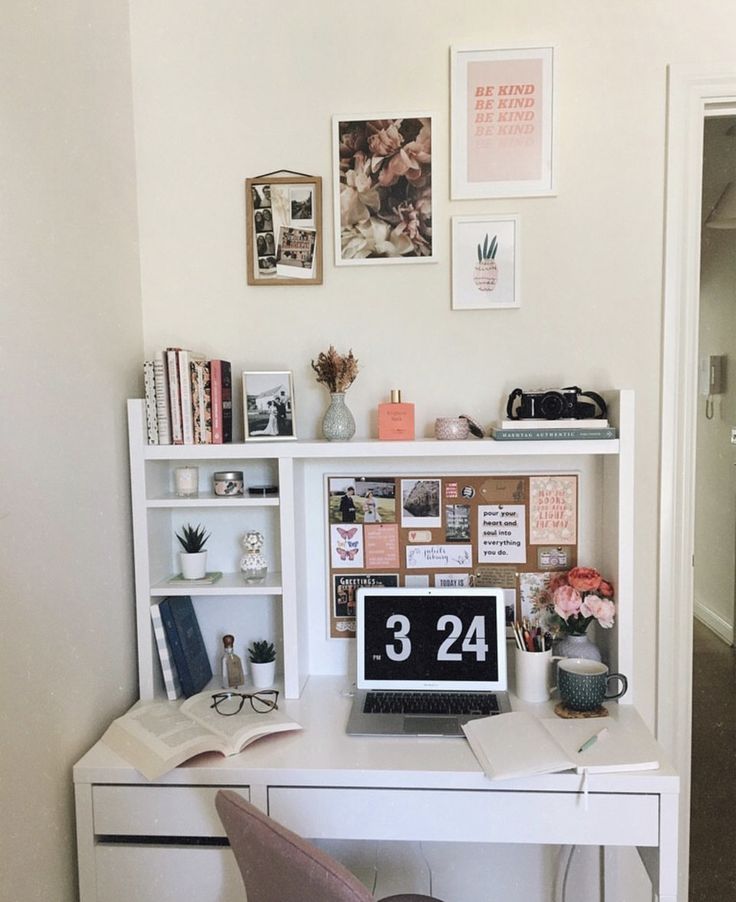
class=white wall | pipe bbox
[694,117,736,642]
[0,3,142,900]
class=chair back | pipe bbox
[215,789,374,902]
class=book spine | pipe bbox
[191,360,206,444]
[499,419,609,430]
[166,348,184,444]
[153,353,172,445]
[178,351,196,445]
[150,601,182,700]
[143,361,159,445]
[158,598,209,698]
[201,361,212,444]
[210,360,232,444]
[491,428,617,441]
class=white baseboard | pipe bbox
[693,601,734,646]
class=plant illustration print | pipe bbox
[337,116,432,261]
[473,233,498,291]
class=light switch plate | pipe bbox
[731,427,736,445]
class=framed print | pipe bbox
[245,172,322,285]
[451,46,554,199]
[451,215,520,310]
[333,113,434,265]
[242,371,296,440]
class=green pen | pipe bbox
[577,727,609,754]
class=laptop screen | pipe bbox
[356,587,507,692]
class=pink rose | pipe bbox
[567,566,602,592]
[581,595,616,629]
[547,572,569,593]
[598,579,614,598]
[553,585,582,620]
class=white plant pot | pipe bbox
[250,660,276,689]
[180,551,207,580]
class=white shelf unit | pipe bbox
[128,390,634,703]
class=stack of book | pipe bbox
[488,418,616,441]
[143,348,232,445]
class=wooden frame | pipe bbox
[245,172,322,285]
[451,46,555,199]
[451,215,520,310]
[332,113,435,265]
[242,371,297,440]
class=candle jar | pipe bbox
[174,466,199,498]
[213,471,244,497]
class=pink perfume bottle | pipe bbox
[378,390,415,440]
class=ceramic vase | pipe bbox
[250,660,276,689]
[552,631,602,662]
[322,392,355,441]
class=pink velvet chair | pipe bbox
[215,790,446,902]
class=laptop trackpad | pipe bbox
[404,717,459,735]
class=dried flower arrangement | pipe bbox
[311,346,359,394]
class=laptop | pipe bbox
[346,586,511,737]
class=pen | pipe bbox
[577,727,609,754]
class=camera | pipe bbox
[506,386,607,421]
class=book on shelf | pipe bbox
[166,571,223,586]
[463,711,660,781]
[101,690,302,781]
[166,347,184,444]
[158,596,213,697]
[489,425,617,441]
[143,361,159,445]
[177,349,206,445]
[496,418,610,430]
[191,358,211,444]
[150,601,182,700]
[210,359,232,444]
[153,351,172,444]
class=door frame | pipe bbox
[659,63,736,897]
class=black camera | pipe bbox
[506,386,607,421]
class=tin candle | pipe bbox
[213,471,244,496]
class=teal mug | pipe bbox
[557,658,628,711]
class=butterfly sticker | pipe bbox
[336,546,359,561]
[337,527,358,540]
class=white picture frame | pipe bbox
[242,371,297,441]
[332,112,435,265]
[451,46,555,199]
[451,215,520,310]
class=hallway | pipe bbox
[689,618,736,901]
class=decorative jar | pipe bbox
[322,392,355,441]
[240,531,268,583]
[213,471,244,496]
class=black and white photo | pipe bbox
[242,371,296,441]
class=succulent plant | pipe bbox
[175,523,210,554]
[477,233,498,263]
[248,639,276,663]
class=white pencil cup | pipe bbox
[514,647,563,703]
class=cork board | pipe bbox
[325,473,578,638]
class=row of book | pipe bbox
[143,349,233,445]
[488,417,616,441]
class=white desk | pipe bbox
[74,677,679,902]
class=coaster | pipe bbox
[554,702,610,719]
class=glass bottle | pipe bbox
[220,634,245,689]
[240,531,268,583]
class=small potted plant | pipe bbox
[248,639,276,689]
[176,523,210,580]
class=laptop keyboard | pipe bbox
[363,690,500,717]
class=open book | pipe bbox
[102,691,301,781]
[463,711,660,781]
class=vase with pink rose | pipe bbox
[533,566,616,663]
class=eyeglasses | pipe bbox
[210,690,279,716]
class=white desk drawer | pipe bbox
[268,787,660,847]
[93,786,249,837]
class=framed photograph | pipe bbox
[451,46,555,199]
[245,172,322,285]
[332,113,434,265]
[242,371,296,440]
[452,215,520,310]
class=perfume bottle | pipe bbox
[220,634,245,689]
[378,389,415,440]
[240,531,268,583]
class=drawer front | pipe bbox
[93,785,250,837]
[268,787,659,847]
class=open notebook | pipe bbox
[463,711,661,780]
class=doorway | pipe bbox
[660,65,736,902]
